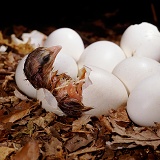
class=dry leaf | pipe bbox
[72,114,91,132]
[0,100,39,123]
[68,146,105,157]
[11,139,39,160]
[0,146,15,160]
[44,137,64,159]
[65,133,94,152]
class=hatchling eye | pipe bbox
[42,54,50,63]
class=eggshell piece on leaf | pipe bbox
[11,30,47,48]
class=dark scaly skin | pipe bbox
[24,46,92,117]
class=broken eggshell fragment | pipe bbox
[11,30,47,48]
[81,65,128,117]
[36,88,65,116]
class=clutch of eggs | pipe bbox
[15,23,160,127]
[15,27,128,118]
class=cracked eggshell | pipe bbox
[0,45,7,52]
[36,88,65,116]
[112,56,160,94]
[82,65,128,117]
[127,73,160,126]
[120,22,160,59]
[15,51,78,98]
[77,40,126,73]
[43,27,85,62]
[52,51,78,79]
[11,30,47,48]
[22,30,47,48]
[15,55,37,98]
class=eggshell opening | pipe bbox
[82,65,128,117]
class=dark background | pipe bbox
[0,0,159,36]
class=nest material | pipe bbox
[0,20,160,159]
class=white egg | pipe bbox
[77,40,126,73]
[120,22,160,59]
[127,73,160,126]
[52,51,78,79]
[43,27,85,62]
[15,55,37,98]
[112,56,160,94]
[82,65,128,117]
[36,88,65,116]
[134,36,160,61]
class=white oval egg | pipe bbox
[127,73,160,126]
[112,56,160,94]
[120,22,160,58]
[82,65,128,117]
[77,40,126,73]
[15,55,37,98]
[43,27,85,62]
[52,51,78,79]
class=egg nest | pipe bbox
[1,26,160,160]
